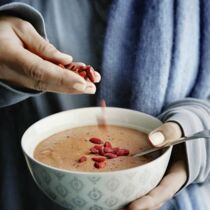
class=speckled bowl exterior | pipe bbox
[21,107,172,210]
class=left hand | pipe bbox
[0,16,101,94]
[120,122,188,210]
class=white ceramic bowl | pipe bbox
[21,107,172,210]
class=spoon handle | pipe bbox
[133,129,210,158]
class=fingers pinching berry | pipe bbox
[58,62,101,83]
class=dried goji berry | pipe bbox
[97,117,107,130]
[104,141,112,148]
[99,147,105,156]
[101,99,106,108]
[104,153,118,159]
[116,149,130,156]
[78,156,87,163]
[79,71,87,78]
[89,137,103,144]
[93,145,103,150]
[86,65,95,82]
[71,64,76,71]
[63,63,97,83]
[94,161,106,169]
[77,66,86,72]
[90,147,99,154]
[92,157,106,162]
[104,147,113,153]
[112,147,120,154]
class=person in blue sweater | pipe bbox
[0,1,210,210]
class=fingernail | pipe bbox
[75,62,86,67]
[73,83,86,91]
[56,52,73,63]
[94,72,101,83]
[62,54,73,63]
[149,131,165,146]
[84,86,96,94]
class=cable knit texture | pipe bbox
[99,0,210,115]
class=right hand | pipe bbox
[0,16,100,94]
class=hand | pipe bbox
[121,122,188,210]
[0,16,100,94]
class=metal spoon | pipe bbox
[133,129,210,157]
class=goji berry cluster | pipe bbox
[58,63,95,83]
[78,137,130,169]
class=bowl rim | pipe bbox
[21,107,172,175]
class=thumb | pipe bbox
[148,122,183,147]
[13,20,72,64]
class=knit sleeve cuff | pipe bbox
[165,111,205,187]
[0,2,46,37]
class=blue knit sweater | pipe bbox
[99,0,210,209]
[99,0,210,115]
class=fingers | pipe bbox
[7,47,96,94]
[13,19,72,65]
[128,160,187,210]
[148,122,183,147]
[10,73,96,94]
